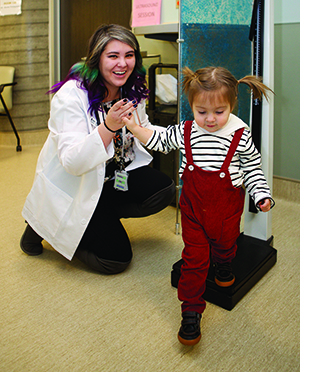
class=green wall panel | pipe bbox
[181,0,253,25]
[180,23,252,125]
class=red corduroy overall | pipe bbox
[178,121,245,313]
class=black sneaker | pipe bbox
[178,311,202,345]
[214,262,235,287]
[20,224,43,256]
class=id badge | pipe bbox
[114,170,129,191]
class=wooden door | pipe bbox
[60,0,132,79]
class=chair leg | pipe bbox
[0,94,22,151]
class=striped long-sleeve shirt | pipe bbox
[145,114,274,207]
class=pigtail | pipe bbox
[238,76,274,102]
[182,66,197,94]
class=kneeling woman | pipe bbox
[20,24,175,274]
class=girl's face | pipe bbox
[99,40,136,96]
[192,91,231,133]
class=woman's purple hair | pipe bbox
[48,24,149,118]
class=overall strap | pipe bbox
[221,128,245,170]
[183,120,194,163]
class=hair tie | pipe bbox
[104,120,116,133]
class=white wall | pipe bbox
[274,0,300,24]
[160,0,178,24]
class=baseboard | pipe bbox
[272,176,300,203]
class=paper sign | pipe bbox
[0,0,22,16]
[132,0,161,27]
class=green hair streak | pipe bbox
[70,61,99,83]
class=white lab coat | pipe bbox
[22,80,156,260]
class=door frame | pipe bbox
[49,0,60,90]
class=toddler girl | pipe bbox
[123,66,275,345]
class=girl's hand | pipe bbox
[105,98,138,131]
[258,199,271,212]
[122,113,153,144]
[122,111,138,131]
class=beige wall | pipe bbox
[0,0,50,132]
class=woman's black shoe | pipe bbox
[20,224,43,256]
[178,311,202,345]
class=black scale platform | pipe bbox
[171,233,277,311]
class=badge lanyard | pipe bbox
[101,104,129,191]
[113,125,129,191]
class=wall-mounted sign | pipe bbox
[132,0,161,27]
[0,0,22,16]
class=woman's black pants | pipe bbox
[75,166,175,274]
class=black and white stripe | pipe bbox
[146,120,273,205]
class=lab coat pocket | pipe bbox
[24,172,73,237]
